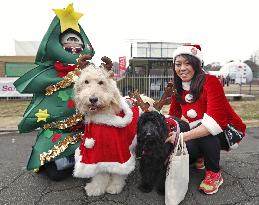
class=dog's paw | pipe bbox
[106,174,126,195]
[138,184,153,193]
[84,182,106,196]
[106,179,126,194]
[106,183,124,194]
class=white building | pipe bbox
[219,61,253,84]
[15,40,40,56]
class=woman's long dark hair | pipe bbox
[173,54,206,104]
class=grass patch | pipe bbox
[0,100,30,117]
[0,100,30,128]
[229,100,259,120]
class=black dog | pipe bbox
[136,111,190,195]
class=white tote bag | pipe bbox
[165,133,189,205]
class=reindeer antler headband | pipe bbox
[101,56,113,70]
[76,54,92,69]
[100,56,114,78]
[129,90,150,112]
[76,55,114,78]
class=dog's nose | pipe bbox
[89,96,98,104]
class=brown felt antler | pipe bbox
[153,81,176,111]
[130,89,150,112]
[101,56,113,71]
[77,54,92,69]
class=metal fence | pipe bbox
[223,83,259,97]
[116,75,259,100]
[116,75,173,99]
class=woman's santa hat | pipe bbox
[173,44,203,64]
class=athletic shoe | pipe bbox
[199,170,223,194]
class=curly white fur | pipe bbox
[74,63,122,117]
[74,63,131,196]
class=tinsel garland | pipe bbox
[39,132,83,165]
[45,69,80,95]
[40,60,85,165]
[43,113,83,129]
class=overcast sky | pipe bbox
[0,0,258,65]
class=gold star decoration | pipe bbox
[53,3,83,33]
[35,109,50,122]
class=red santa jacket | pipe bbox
[169,74,246,135]
[74,98,139,178]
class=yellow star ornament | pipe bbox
[35,109,50,122]
[53,3,83,33]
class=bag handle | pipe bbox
[172,122,183,156]
[173,134,180,155]
[174,120,180,144]
[173,133,188,156]
[180,133,188,155]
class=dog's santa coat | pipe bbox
[74,98,139,178]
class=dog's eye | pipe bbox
[85,80,89,84]
[98,81,104,85]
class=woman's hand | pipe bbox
[165,131,178,144]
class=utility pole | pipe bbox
[125,39,146,58]
[130,42,133,58]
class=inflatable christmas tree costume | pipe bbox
[14,4,94,180]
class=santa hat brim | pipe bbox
[173,45,203,63]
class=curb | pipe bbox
[0,128,18,133]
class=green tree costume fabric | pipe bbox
[14,9,94,171]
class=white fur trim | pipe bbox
[73,148,136,178]
[189,119,202,129]
[84,97,133,128]
[202,113,223,135]
[173,45,202,63]
[84,138,95,148]
[182,81,191,91]
[187,109,197,118]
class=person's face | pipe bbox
[61,34,84,54]
[174,55,195,82]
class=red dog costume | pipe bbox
[74,98,139,178]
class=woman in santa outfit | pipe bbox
[166,44,246,195]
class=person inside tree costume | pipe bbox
[14,3,94,181]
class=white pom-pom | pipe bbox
[187,109,197,118]
[84,138,95,148]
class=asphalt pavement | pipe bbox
[0,128,259,205]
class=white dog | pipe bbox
[73,55,149,196]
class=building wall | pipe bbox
[0,61,5,77]
[0,56,35,77]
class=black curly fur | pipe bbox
[136,111,190,195]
